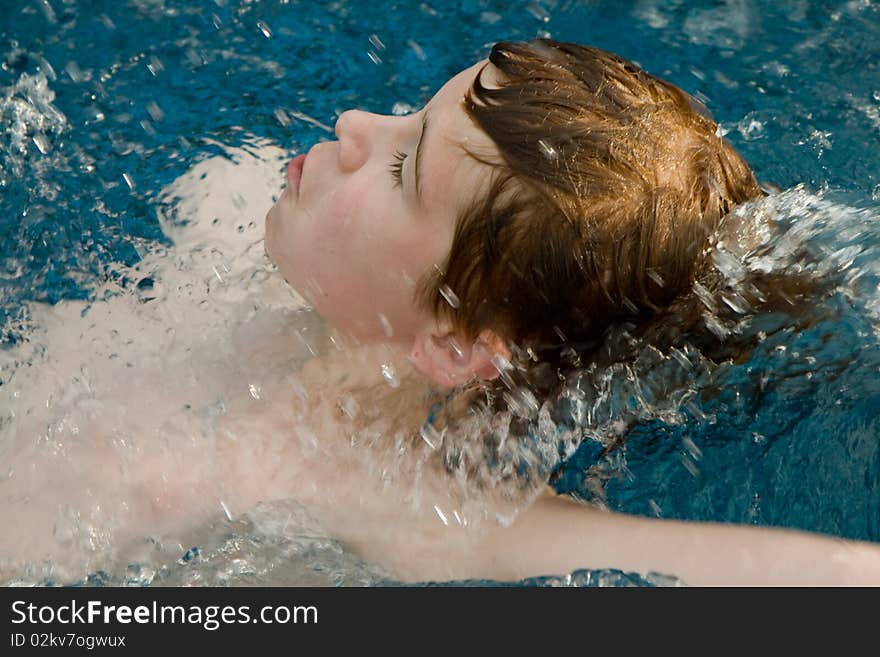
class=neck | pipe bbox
[295,335,448,437]
[301,335,410,386]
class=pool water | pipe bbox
[2,0,880,585]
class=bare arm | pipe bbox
[467,493,880,586]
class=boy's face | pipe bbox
[265,60,501,342]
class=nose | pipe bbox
[334,109,376,173]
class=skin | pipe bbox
[265,61,496,340]
[4,58,877,586]
[265,60,510,388]
[259,58,880,585]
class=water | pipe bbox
[2,0,880,585]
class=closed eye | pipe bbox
[389,150,407,188]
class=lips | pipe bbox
[285,153,307,196]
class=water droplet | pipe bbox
[503,386,539,418]
[37,55,57,80]
[37,0,57,24]
[446,336,464,360]
[681,435,703,460]
[621,296,639,314]
[491,354,515,389]
[146,56,164,76]
[256,20,272,38]
[527,2,551,22]
[692,281,716,310]
[537,138,558,159]
[32,133,50,154]
[337,394,360,419]
[380,363,400,388]
[274,107,290,127]
[439,284,460,309]
[65,61,84,82]
[146,100,164,122]
[407,39,426,61]
[680,454,700,478]
[219,501,234,522]
[646,268,665,287]
[720,292,750,314]
[184,49,205,68]
[670,346,692,370]
[377,313,394,338]
[420,423,441,450]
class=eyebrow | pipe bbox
[414,110,429,205]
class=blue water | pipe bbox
[2,0,880,585]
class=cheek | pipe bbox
[279,188,368,293]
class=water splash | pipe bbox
[0,71,67,179]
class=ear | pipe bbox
[409,328,511,389]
